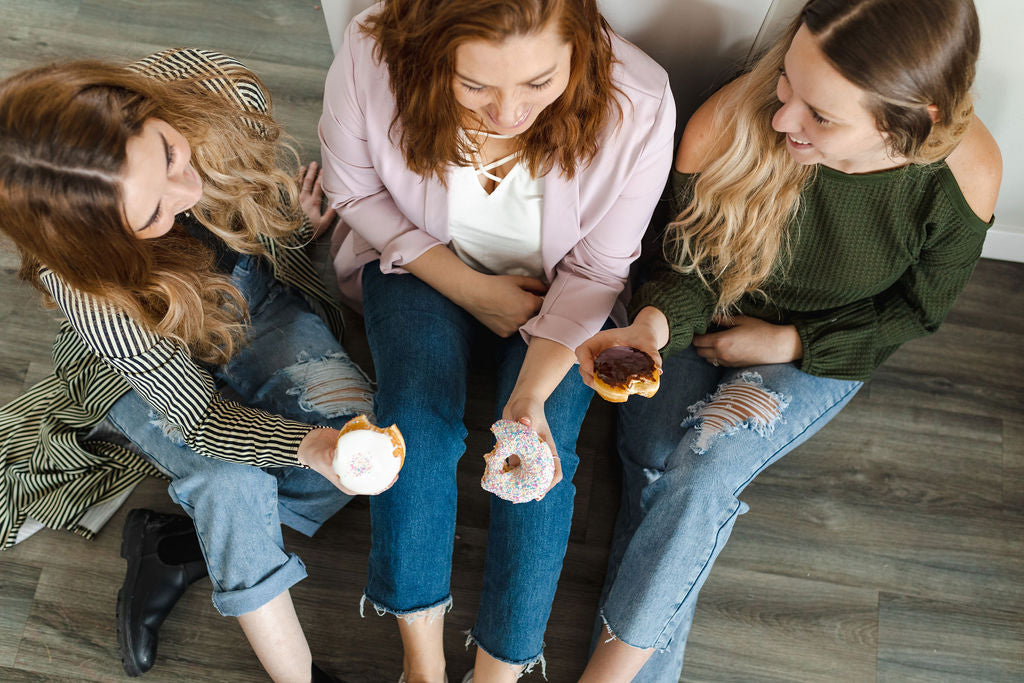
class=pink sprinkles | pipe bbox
[481,419,555,504]
[347,451,373,477]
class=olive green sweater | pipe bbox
[631,163,992,381]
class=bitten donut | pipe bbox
[331,415,405,495]
[481,419,555,504]
[593,346,661,403]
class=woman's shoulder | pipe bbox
[944,115,1002,222]
[326,6,392,105]
[674,75,746,174]
[341,5,386,65]
[608,31,670,102]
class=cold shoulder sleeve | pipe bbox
[791,202,989,380]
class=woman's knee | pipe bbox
[170,461,276,516]
[653,449,744,518]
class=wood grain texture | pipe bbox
[0,561,41,667]
[877,592,1024,682]
[1,2,1022,682]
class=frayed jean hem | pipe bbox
[360,593,453,623]
[465,630,547,679]
[597,607,666,653]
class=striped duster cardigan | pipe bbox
[0,49,346,549]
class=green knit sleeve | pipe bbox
[628,170,717,358]
[791,211,988,380]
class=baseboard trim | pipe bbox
[982,225,1024,263]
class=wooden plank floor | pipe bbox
[1,2,1022,681]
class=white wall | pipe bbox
[597,0,774,130]
[322,0,374,52]
[974,0,1024,261]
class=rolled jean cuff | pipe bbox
[212,553,307,617]
[466,630,547,678]
[360,593,452,621]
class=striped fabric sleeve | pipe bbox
[129,48,271,132]
[41,271,315,468]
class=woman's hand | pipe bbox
[692,315,803,367]
[297,427,362,496]
[502,393,561,501]
[402,246,545,337]
[298,161,338,238]
[459,272,548,338]
[575,306,668,389]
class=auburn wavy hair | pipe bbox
[666,0,980,315]
[0,58,305,364]
[361,0,622,182]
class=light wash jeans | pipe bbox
[596,346,862,681]
[106,254,374,617]
[360,263,595,669]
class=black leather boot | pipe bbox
[312,661,346,682]
[117,508,208,676]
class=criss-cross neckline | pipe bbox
[463,128,521,191]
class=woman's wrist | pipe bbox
[405,244,481,309]
[633,306,671,349]
[508,338,574,409]
[507,386,547,409]
[297,427,338,468]
[776,324,804,362]
[451,265,486,310]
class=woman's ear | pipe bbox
[926,104,940,123]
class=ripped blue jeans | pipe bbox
[105,254,374,616]
[596,346,862,681]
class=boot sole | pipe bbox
[117,509,151,677]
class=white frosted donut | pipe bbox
[480,419,555,504]
[331,415,405,495]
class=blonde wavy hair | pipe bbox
[0,57,305,364]
[666,0,980,315]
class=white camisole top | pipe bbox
[447,130,545,279]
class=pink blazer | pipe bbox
[319,7,675,352]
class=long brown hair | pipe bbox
[0,57,304,363]
[666,0,980,315]
[361,0,622,182]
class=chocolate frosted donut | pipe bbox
[593,346,661,403]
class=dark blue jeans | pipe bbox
[360,263,594,666]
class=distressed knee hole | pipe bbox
[683,371,789,454]
[148,411,186,447]
[282,351,375,419]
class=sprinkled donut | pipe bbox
[481,419,555,504]
[332,415,405,495]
